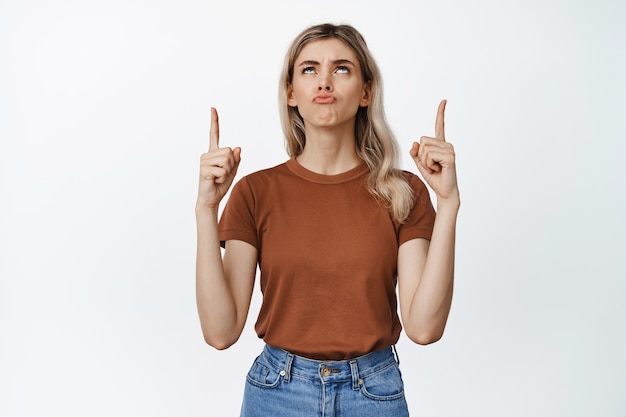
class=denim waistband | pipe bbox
[260,344,399,390]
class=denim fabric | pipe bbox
[240,344,409,417]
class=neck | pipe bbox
[296,124,361,175]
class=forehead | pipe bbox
[295,38,359,63]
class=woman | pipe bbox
[196,23,459,417]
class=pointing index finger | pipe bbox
[209,107,220,151]
[435,99,446,141]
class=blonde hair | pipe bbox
[278,23,415,223]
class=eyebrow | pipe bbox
[297,59,356,67]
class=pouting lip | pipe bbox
[313,94,336,104]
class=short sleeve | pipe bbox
[397,172,436,246]
[218,177,259,249]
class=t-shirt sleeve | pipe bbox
[397,172,436,246]
[218,177,258,249]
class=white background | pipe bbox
[1,0,625,416]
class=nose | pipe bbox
[318,72,333,91]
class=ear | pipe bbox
[287,83,298,107]
[359,81,372,107]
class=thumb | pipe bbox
[409,142,419,159]
[409,143,432,176]
[232,147,242,176]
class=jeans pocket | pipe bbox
[360,362,405,401]
[245,354,284,389]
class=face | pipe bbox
[287,38,371,130]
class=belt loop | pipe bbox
[283,353,294,383]
[349,360,360,391]
[392,345,400,365]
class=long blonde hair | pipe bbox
[278,23,415,223]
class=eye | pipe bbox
[302,66,316,74]
[335,66,350,74]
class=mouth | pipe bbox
[313,94,335,104]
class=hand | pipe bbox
[409,100,459,203]
[197,107,242,210]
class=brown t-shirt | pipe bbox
[219,158,435,360]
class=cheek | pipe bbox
[290,81,309,97]
[344,81,366,98]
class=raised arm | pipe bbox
[397,100,460,345]
[195,107,257,350]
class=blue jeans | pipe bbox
[240,344,409,417]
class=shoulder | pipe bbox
[400,170,430,195]
[230,161,292,197]
[241,161,290,182]
[234,161,288,185]
[397,170,436,234]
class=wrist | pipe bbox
[436,193,460,214]
[195,201,220,218]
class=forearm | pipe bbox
[407,199,459,343]
[195,206,239,349]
